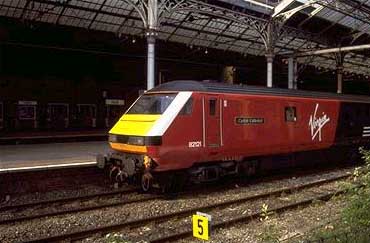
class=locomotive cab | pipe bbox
[98,91,192,191]
[97,80,370,193]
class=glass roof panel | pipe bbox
[0,0,368,74]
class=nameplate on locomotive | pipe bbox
[235,117,264,125]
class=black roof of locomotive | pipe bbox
[149,80,370,103]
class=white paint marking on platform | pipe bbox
[364,126,370,129]
[363,130,370,133]
[0,133,106,140]
[363,134,370,137]
[0,161,97,173]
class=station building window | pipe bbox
[285,106,297,122]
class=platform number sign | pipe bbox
[193,212,212,241]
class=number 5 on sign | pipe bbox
[192,212,212,241]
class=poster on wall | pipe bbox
[17,101,37,120]
[18,106,36,120]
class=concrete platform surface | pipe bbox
[0,130,107,140]
[0,130,108,145]
[0,141,110,173]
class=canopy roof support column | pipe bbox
[146,32,156,90]
[337,66,343,94]
[288,57,297,89]
[266,54,274,87]
[335,53,345,94]
[122,0,188,90]
[123,0,173,90]
[146,0,158,90]
[259,21,279,88]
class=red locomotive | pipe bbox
[97,81,370,192]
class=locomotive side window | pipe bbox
[179,98,193,115]
[285,106,297,122]
[209,99,216,116]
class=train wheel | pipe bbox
[109,166,119,182]
[109,165,126,187]
[247,162,257,176]
[161,172,186,194]
[141,173,153,192]
[240,159,259,177]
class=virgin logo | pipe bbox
[308,103,330,142]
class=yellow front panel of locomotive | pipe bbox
[109,114,161,136]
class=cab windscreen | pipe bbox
[127,93,177,114]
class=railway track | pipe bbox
[19,170,352,243]
[150,187,349,243]
[0,165,352,227]
[1,167,105,195]
[0,187,137,212]
[0,187,159,225]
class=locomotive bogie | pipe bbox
[188,160,239,183]
[99,152,152,184]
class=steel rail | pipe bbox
[150,188,350,243]
[2,166,353,225]
[21,172,351,243]
[0,187,138,212]
[0,192,159,225]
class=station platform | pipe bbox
[0,129,108,145]
[0,141,110,173]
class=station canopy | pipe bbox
[1,0,370,76]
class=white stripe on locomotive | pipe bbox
[147,91,192,136]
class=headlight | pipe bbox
[143,155,158,169]
[143,155,151,169]
[127,136,144,145]
[109,134,118,142]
